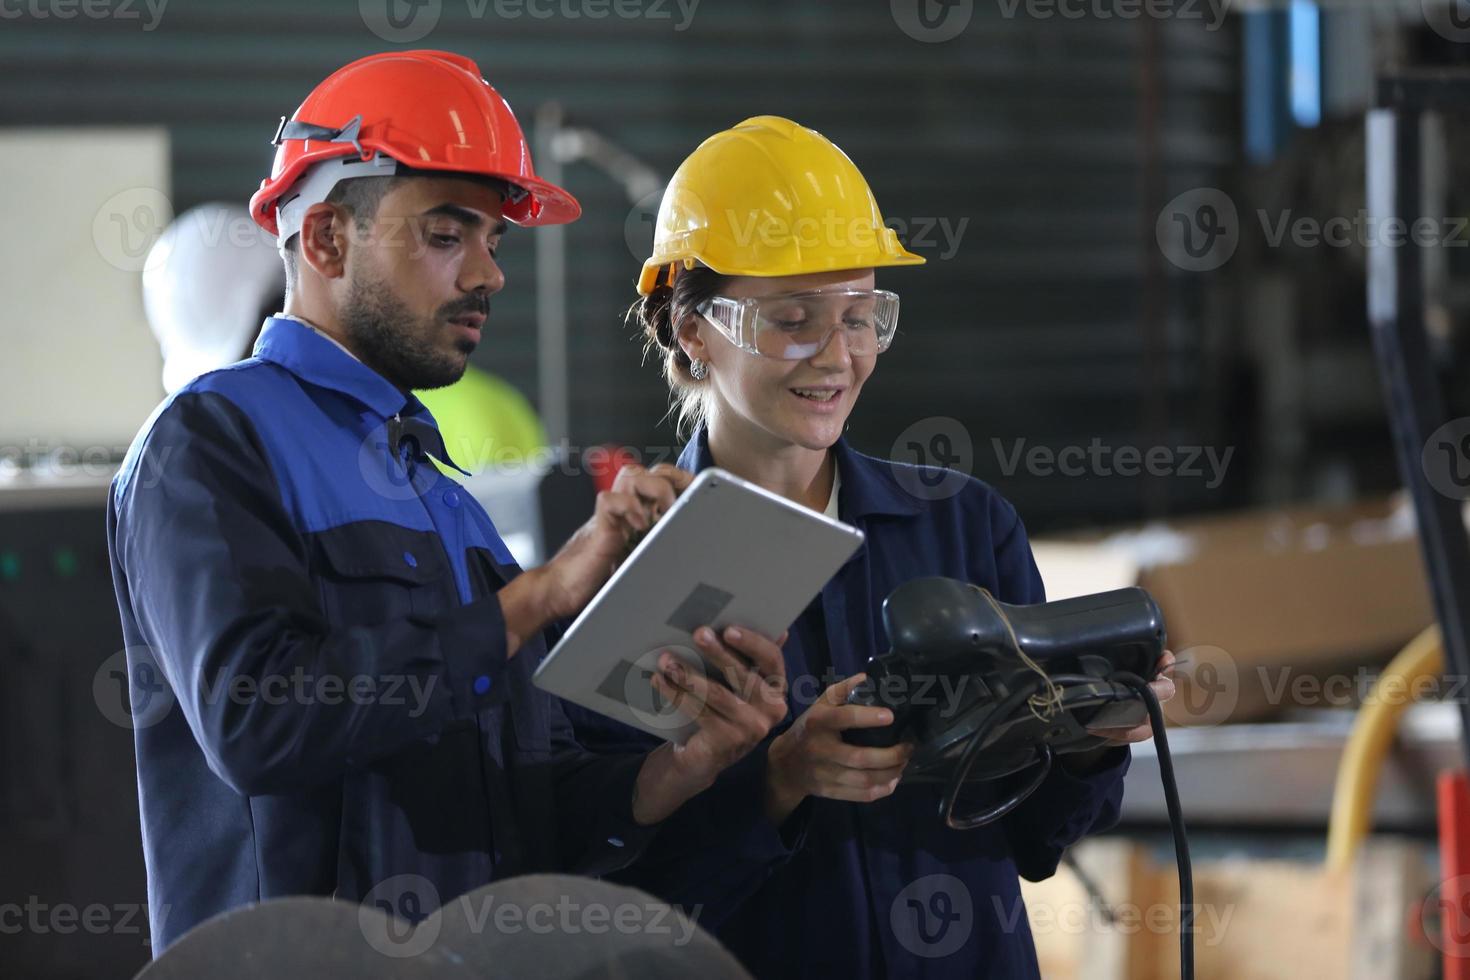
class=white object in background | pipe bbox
[460,464,553,568]
[1030,542,1142,602]
[143,203,285,393]
[0,128,172,455]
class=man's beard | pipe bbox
[340,267,487,391]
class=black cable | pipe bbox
[939,675,1048,830]
[1110,671,1193,980]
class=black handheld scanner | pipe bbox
[845,578,1166,781]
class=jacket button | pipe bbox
[473,675,492,695]
[403,551,418,568]
[443,490,460,508]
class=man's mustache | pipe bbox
[441,294,491,320]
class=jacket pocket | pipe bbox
[312,520,452,627]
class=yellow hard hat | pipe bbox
[636,115,925,295]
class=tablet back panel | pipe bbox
[533,468,865,742]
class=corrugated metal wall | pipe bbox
[2,0,1240,531]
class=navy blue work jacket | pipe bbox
[569,426,1130,979]
[106,316,653,954]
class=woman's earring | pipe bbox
[689,359,708,381]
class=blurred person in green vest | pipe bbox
[418,363,547,472]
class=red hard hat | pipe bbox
[249,50,579,237]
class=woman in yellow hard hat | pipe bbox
[569,116,1174,979]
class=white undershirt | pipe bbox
[825,467,841,519]
[277,313,362,363]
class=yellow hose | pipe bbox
[1325,625,1443,872]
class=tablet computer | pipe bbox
[532,466,865,743]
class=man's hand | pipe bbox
[763,673,914,824]
[498,463,691,656]
[540,463,692,620]
[630,624,791,826]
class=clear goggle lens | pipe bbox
[697,289,900,360]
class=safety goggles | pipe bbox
[695,288,900,360]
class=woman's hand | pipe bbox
[632,625,791,825]
[764,673,915,824]
[1084,650,1178,746]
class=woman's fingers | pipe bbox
[657,653,768,741]
[816,703,894,732]
[811,764,899,805]
[814,761,909,790]
[693,625,788,711]
[826,740,913,772]
[821,673,871,706]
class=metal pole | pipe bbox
[1365,105,1470,762]
[534,101,571,451]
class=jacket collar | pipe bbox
[253,316,468,474]
[676,425,924,520]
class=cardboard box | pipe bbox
[1031,497,1435,724]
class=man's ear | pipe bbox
[298,203,349,281]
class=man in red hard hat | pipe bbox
[107,50,790,954]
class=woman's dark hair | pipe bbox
[628,263,732,437]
